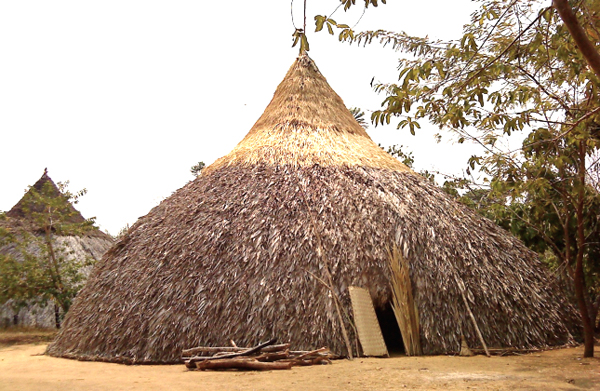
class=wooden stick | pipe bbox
[254,350,290,362]
[289,347,329,360]
[260,343,291,353]
[452,274,490,357]
[470,347,540,356]
[182,343,290,357]
[286,356,331,366]
[195,358,293,371]
[294,171,354,360]
[183,346,243,356]
[289,350,334,356]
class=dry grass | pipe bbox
[0,327,57,346]
[388,244,422,356]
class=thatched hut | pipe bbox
[47,54,574,363]
[0,171,113,328]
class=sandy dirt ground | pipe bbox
[0,343,598,391]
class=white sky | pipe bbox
[0,0,480,235]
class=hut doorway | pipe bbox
[348,286,420,357]
[388,245,423,356]
[375,303,405,355]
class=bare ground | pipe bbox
[0,341,598,391]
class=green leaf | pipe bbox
[315,15,326,32]
[301,34,310,53]
[327,23,334,35]
[291,30,301,48]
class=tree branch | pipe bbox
[456,7,552,94]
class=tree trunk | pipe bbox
[591,295,600,334]
[45,226,71,318]
[553,0,600,79]
[574,248,594,357]
[54,304,61,329]
[45,229,64,294]
[575,141,594,358]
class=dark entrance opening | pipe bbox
[375,302,405,355]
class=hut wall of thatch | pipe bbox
[0,235,113,329]
[46,54,575,363]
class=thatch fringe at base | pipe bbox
[49,352,180,365]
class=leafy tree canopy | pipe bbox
[191,161,206,177]
[0,180,96,328]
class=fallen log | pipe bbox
[290,356,331,366]
[213,351,234,357]
[254,350,290,362]
[195,358,293,371]
[260,343,291,353]
[289,347,329,360]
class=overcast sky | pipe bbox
[1,0,479,235]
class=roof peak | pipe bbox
[5,170,86,224]
[206,55,411,173]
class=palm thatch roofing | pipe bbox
[47,54,575,364]
[7,170,81,221]
[2,169,113,249]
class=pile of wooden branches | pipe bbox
[182,339,334,371]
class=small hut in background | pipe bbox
[48,54,575,363]
[0,170,113,328]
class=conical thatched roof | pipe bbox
[47,54,574,363]
[3,169,111,242]
[6,169,86,224]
